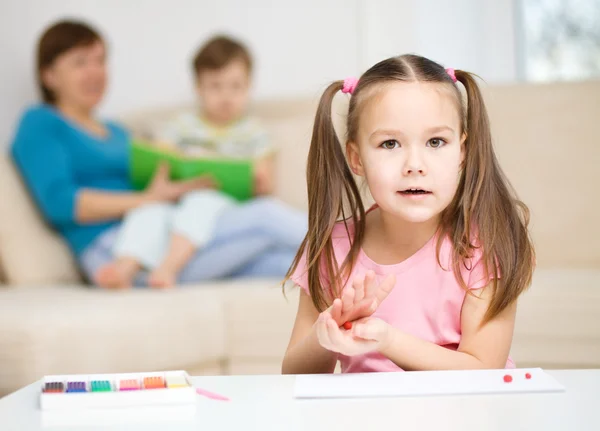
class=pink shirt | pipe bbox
[291,221,515,373]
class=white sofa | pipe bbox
[1,84,599,397]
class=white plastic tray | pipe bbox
[40,370,196,411]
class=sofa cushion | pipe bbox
[221,269,600,372]
[0,155,81,285]
[216,279,299,361]
[219,270,600,371]
[0,284,227,395]
[512,269,600,368]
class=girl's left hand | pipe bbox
[316,312,392,356]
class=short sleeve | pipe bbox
[290,248,335,298]
[250,129,274,158]
[467,247,501,291]
[290,223,352,297]
[151,117,184,145]
[290,249,310,295]
[151,112,204,147]
[239,118,274,158]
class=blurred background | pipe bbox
[2,0,598,144]
[0,0,599,397]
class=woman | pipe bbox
[11,20,306,288]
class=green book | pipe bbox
[130,139,254,201]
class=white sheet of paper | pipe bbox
[294,368,565,399]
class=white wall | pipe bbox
[360,0,518,82]
[0,0,517,148]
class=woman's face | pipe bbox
[42,40,107,111]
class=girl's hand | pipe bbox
[336,270,396,326]
[146,163,216,202]
[352,317,393,347]
[315,310,391,356]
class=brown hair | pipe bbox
[36,20,103,104]
[285,54,535,325]
[192,35,252,76]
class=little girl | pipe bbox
[282,54,535,374]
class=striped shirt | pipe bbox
[155,112,272,159]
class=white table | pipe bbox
[1,370,599,430]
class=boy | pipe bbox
[95,35,303,289]
[141,35,275,286]
[156,35,274,194]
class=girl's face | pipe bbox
[347,81,465,225]
[42,40,107,111]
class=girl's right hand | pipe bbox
[146,162,216,202]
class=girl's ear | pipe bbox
[346,142,365,176]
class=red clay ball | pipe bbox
[343,321,352,330]
[525,373,532,379]
[503,374,513,383]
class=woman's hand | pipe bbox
[146,163,216,202]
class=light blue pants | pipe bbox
[79,196,307,285]
[113,190,236,269]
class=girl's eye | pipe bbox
[427,138,446,148]
[380,140,399,150]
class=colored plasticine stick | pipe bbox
[91,380,112,392]
[143,377,165,389]
[119,379,140,391]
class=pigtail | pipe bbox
[284,82,365,311]
[452,71,535,324]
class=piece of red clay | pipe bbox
[343,321,352,330]
[503,374,513,383]
[525,373,532,380]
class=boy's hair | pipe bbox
[37,20,103,104]
[285,54,535,325]
[192,35,252,76]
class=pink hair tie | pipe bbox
[445,68,457,83]
[342,77,359,94]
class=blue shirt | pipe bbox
[11,104,132,256]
